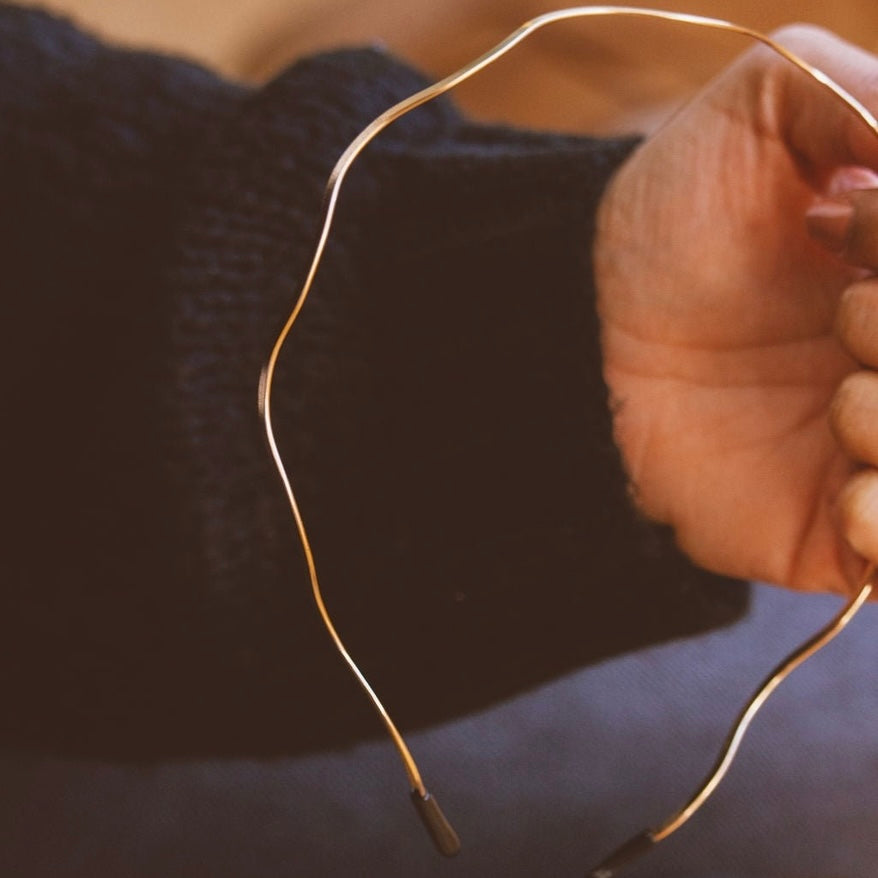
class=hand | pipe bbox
[594,25,878,594]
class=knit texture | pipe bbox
[0,5,747,758]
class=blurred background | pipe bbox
[5,2,878,876]
[15,0,878,132]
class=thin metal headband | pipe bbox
[257,7,878,875]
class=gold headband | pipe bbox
[257,7,878,874]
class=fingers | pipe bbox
[836,470,878,562]
[833,264,878,565]
[836,278,878,366]
[830,371,878,462]
[826,185,878,563]
[830,359,878,566]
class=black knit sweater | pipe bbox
[0,5,746,758]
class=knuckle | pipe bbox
[836,281,878,363]
[829,371,878,463]
[838,470,878,556]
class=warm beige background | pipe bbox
[14,1,878,131]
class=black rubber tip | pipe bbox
[586,830,656,877]
[410,790,461,857]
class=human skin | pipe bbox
[594,25,878,595]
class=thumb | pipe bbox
[806,188,878,269]
[763,25,878,173]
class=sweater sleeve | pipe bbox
[0,5,748,758]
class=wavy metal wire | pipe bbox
[258,6,878,872]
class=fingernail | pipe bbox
[827,166,878,195]
[806,198,853,252]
